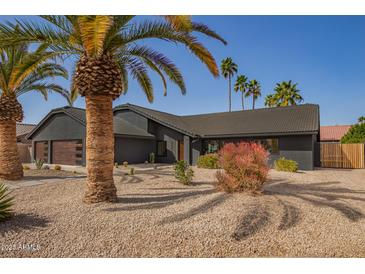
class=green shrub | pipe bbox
[23,165,30,170]
[35,159,44,170]
[274,157,298,172]
[174,160,194,185]
[43,165,50,170]
[0,183,14,222]
[197,153,219,169]
[341,123,365,143]
[149,152,155,164]
[114,162,119,168]
[54,165,62,171]
[129,167,135,175]
[123,161,128,167]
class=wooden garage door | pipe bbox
[35,141,48,162]
[52,140,83,165]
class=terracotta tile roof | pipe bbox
[320,125,351,141]
[16,123,36,137]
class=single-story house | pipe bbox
[320,125,351,142]
[27,103,320,170]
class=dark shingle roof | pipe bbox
[114,103,319,137]
[114,116,154,138]
[29,103,319,140]
[182,104,320,137]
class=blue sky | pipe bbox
[1,16,365,126]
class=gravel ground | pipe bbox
[0,166,364,258]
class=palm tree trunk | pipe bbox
[253,96,255,109]
[228,75,231,112]
[0,120,23,180]
[241,92,244,110]
[83,94,117,203]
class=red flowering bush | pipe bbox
[216,142,269,194]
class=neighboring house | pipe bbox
[27,103,320,170]
[16,123,36,144]
[16,123,36,163]
[320,125,351,142]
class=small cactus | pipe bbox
[123,161,128,167]
[114,162,119,168]
[129,167,135,175]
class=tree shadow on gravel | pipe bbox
[0,213,50,236]
[232,180,365,241]
[159,193,229,225]
[104,188,217,212]
[265,180,365,222]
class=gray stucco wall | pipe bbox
[196,134,316,170]
[277,135,315,170]
[31,113,86,165]
[114,137,155,164]
[148,120,183,163]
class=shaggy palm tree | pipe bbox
[269,80,303,107]
[234,75,248,110]
[264,94,276,107]
[358,116,365,124]
[220,57,237,112]
[246,79,261,109]
[0,16,226,202]
[0,44,68,180]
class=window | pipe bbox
[257,139,279,154]
[157,141,167,157]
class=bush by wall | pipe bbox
[341,123,365,144]
[174,160,194,185]
[274,157,298,172]
[197,153,219,169]
[216,142,269,193]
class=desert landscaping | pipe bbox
[1,166,364,258]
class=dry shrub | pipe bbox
[216,142,269,194]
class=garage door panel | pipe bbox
[52,140,83,165]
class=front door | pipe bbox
[178,141,184,161]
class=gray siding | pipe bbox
[114,109,148,131]
[31,113,86,165]
[278,135,315,170]
[114,137,155,164]
[191,139,202,165]
[148,120,183,163]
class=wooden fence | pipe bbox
[17,143,32,163]
[320,143,365,169]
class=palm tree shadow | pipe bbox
[265,180,365,222]
[233,180,365,241]
[104,189,217,212]
[159,193,229,225]
[0,213,50,236]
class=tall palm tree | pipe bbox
[358,116,365,124]
[268,80,303,107]
[234,75,248,110]
[0,44,68,180]
[246,79,261,109]
[0,16,226,202]
[220,57,237,112]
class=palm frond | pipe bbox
[164,16,192,31]
[127,58,153,102]
[192,22,227,45]
[78,16,113,57]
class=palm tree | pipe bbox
[0,16,226,202]
[234,75,248,110]
[220,57,237,112]
[0,44,68,180]
[246,79,261,109]
[65,89,78,107]
[268,80,303,107]
[358,116,365,124]
[264,94,276,107]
